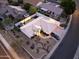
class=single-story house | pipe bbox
[20,12,60,38]
[38,2,63,18]
[6,5,27,19]
[0,4,27,19]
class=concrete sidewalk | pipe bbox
[0,34,21,59]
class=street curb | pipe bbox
[73,46,79,59]
[0,34,21,59]
[45,15,72,59]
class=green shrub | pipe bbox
[14,27,20,32]
[2,17,13,26]
[29,6,38,15]
[23,3,32,11]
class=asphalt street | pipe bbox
[50,0,79,59]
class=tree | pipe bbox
[60,0,76,15]
[14,27,20,32]
[29,6,37,15]
[23,3,32,11]
[2,17,13,26]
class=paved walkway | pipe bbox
[0,34,21,59]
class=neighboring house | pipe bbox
[6,5,27,19]
[0,4,27,30]
[0,3,8,19]
[38,2,63,19]
[0,3,27,19]
[0,0,8,16]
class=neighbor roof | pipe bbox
[0,4,26,19]
[7,5,27,19]
[39,2,63,16]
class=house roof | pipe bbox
[7,5,27,19]
[20,12,60,38]
[23,0,43,6]
[39,2,63,16]
[0,4,26,19]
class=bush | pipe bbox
[2,17,13,26]
[29,6,38,15]
[23,3,32,11]
[14,27,20,32]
